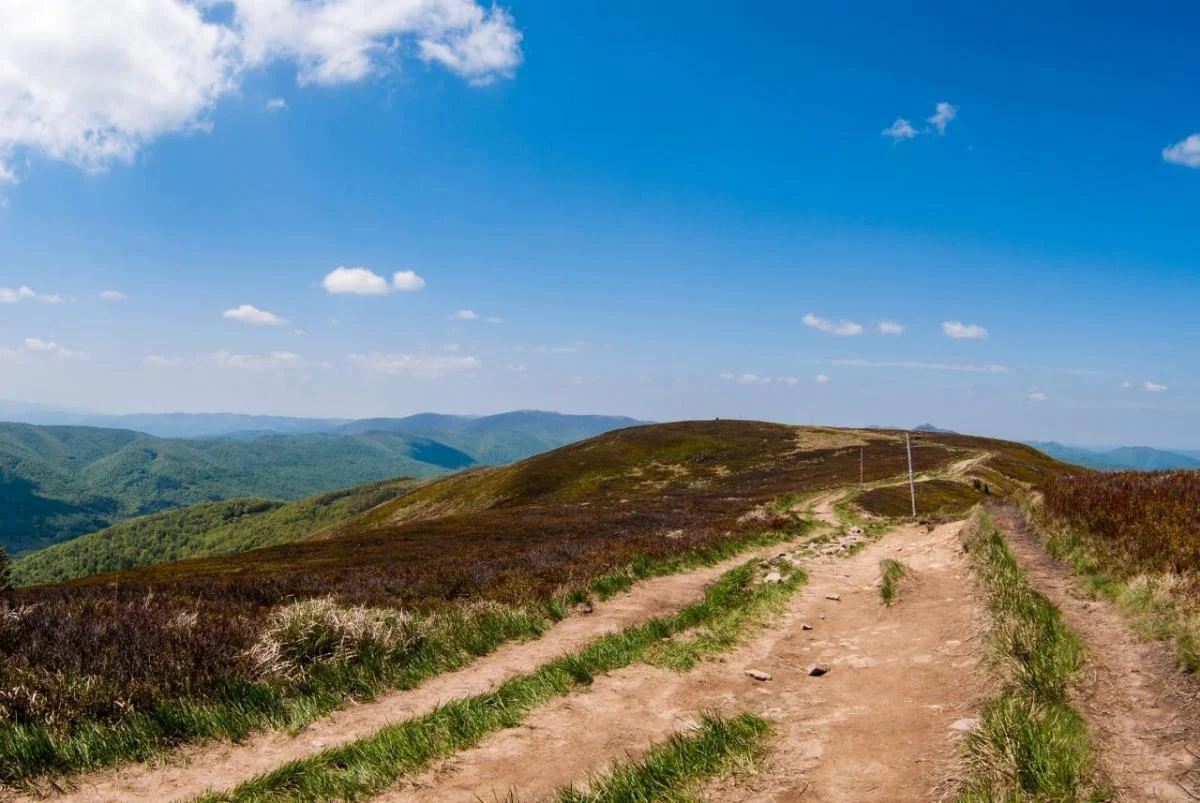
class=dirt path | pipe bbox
[377,520,988,802]
[24,536,833,803]
[995,505,1200,802]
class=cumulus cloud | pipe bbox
[877,320,905,335]
[391,270,426,291]
[0,285,63,304]
[815,374,830,384]
[450,309,480,320]
[803,313,863,336]
[99,290,127,301]
[942,321,988,340]
[927,102,957,134]
[348,351,480,379]
[882,118,917,141]
[143,354,186,367]
[1144,380,1168,393]
[222,304,288,325]
[0,0,523,179]
[1163,134,1200,168]
[1121,381,1134,389]
[265,97,287,112]
[23,337,88,359]
[1028,391,1048,402]
[828,359,1008,374]
[212,350,303,370]
[321,267,425,295]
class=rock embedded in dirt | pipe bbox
[764,570,783,584]
[802,623,813,630]
[745,669,772,681]
[825,593,842,601]
[808,664,831,677]
[949,718,979,733]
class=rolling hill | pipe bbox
[0,413,639,555]
[11,478,421,586]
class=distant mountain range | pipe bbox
[1028,442,1200,472]
[0,410,644,554]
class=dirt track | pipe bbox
[377,520,988,802]
[995,506,1200,802]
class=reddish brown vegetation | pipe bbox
[1043,470,1200,576]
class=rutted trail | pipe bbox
[23,531,825,802]
[377,520,988,802]
[995,506,1200,802]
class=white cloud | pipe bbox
[222,304,288,325]
[877,320,905,335]
[486,316,504,324]
[1163,134,1200,168]
[392,270,426,291]
[143,354,186,367]
[348,351,480,379]
[0,0,522,179]
[1121,381,1134,389]
[443,342,461,352]
[735,373,771,385]
[532,345,577,354]
[942,321,988,340]
[782,376,799,386]
[927,102,957,134]
[503,363,527,372]
[99,290,128,302]
[416,5,523,86]
[828,359,1009,374]
[212,350,304,370]
[1028,391,1048,402]
[265,97,287,112]
[321,267,388,295]
[803,313,863,336]
[882,118,917,141]
[450,309,480,320]
[23,337,88,359]
[0,347,28,363]
[293,328,306,336]
[815,374,830,384]
[0,285,63,304]
[1144,380,1168,393]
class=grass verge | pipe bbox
[2,519,812,792]
[556,711,770,803]
[1021,494,1200,672]
[198,555,807,802]
[879,558,909,606]
[957,508,1108,802]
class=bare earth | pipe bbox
[378,520,988,803]
[21,540,805,803]
[995,506,1200,802]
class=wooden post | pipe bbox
[860,447,864,486]
[906,433,917,517]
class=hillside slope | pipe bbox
[0,424,473,554]
[11,478,421,586]
[55,422,1075,602]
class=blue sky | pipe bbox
[0,0,1197,447]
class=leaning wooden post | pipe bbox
[906,433,917,517]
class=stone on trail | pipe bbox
[802,623,813,631]
[764,570,783,584]
[745,669,772,682]
[949,718,980,733]
[825,593,842,601]
[808,664,830,677]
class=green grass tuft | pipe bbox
[957,509,1108,801]
[556,711,771,803]
[878,558,910,606]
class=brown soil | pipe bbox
[995,505,1200,802]
[20,540,805,803]
[378,520,988,802]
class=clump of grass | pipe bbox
[556,711,770,803]
[956,509,1106,801]
[200,557,804,802]
[878,559,910,606]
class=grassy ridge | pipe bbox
[957,509,1104,801]
[856,478,986,518]
[199,554,807,802]
[556,711,770,803]
[12,479,421,586]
